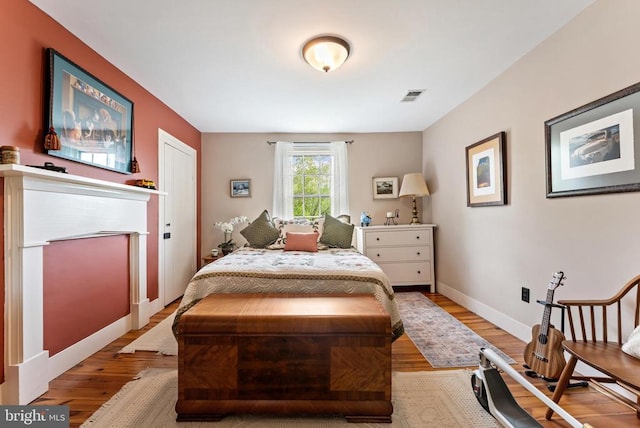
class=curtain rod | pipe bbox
[266,140,354,145]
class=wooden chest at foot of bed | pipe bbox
[175,293,392,423]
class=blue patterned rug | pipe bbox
[395,292,516,368]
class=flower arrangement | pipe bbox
[214,216,248,253]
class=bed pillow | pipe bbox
[270,218,323,248]
[320,214,354,248]
[240,210,279,248]
[284,232,319,252]
[622,325,640,359]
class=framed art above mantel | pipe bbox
[46,48,134,174]
[546,81,640,198]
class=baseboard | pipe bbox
[48,299,166,381]
[148,297,164,317]
[47,315,132,381]
[436,280,531,343]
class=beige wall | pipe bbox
[201,132,423,253]
[424,0,640,340]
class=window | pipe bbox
[293,153,331,219]
[273,141,349,219]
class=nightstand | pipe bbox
[201,254,223,268]
[355,224,436,290]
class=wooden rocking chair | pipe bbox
[546,274,640,420]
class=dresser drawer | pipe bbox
[365,245,430,263]
[365,229,431,247]
[354,225,436,289]
[380,262,432,285]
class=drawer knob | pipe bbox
[376,237,380,241]
[417,251,421,256]
[416,236,420,239]
[417,270,421,274]
[377,253,381,257]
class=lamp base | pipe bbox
[409,196,421,225]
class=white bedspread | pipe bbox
[175,247,404,340]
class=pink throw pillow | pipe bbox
[284,232,319,252]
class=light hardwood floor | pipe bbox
[33,292,639,427]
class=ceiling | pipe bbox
[29,0,594,133]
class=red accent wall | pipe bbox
[43,236,130,356]
[0,0,202,381]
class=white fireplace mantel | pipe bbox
[0,164,162,404]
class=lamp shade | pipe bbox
[399,173,430,197]
[302,36,350,73]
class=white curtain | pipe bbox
[329,141,349,216]
[272,140,349,219]
[272,141,294,219]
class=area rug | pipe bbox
[395,292,515,368]
[118,311,178,355]
[80,368,499,427]
[119,294,515,368]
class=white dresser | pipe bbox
[355,224,435,290]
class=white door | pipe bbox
[158,129,197,306]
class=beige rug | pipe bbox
[81,368,500,427]
[118,311,178,355]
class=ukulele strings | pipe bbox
[534,288,554,360]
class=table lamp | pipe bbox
[399,172,430,225]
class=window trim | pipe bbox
[272,141,349,219]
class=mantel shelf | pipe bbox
[0,164,165,196]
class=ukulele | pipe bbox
[523,271,566,380]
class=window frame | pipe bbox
[272,141,349,219]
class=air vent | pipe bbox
[401,89,425,102]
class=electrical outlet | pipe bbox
[521,287,530,303]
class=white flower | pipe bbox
[214,216,248,233]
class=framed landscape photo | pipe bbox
[372,177,398,199]
[545,82,640,198]
[46,48,134,174]
[230,179,251,197]
[466,132,507,207]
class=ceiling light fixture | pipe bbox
[302,35,350,73]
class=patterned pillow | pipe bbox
[319,214,354,248]
[239,210,279,248]
[284,232,319,252]
[269,218,323,248]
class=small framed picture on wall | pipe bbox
[372,177,398,199]
[230,179,251,198]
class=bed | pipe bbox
[173,246,404,340]
[173,243,404,422]
[172,211,404,421]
